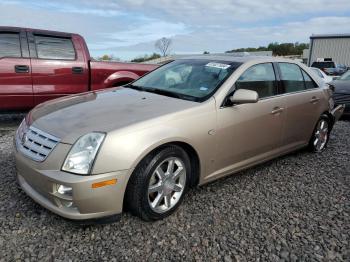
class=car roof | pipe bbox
[176,55,299,64]
[0,26,80,38]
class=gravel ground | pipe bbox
[0,115,349,261]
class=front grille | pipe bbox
[17,125,60,162]
[333,93,350,105]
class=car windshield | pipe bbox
[130,59,241,102]
[339,71,350,80]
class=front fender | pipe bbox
[103,71,140,88]
[92,125,199,174]
[91,99,217,184]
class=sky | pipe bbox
[1,0,350,60]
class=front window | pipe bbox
[131,59,241,102]
[235,63,277,98]
[339,71,350,81]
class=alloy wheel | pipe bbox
[148,157,186,213]
[314,119,329,151]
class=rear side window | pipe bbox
[279,63,305,93]
[34,35,75,60]
[301,70,318,89]
[0,33,21,58]
[235,63,277,98]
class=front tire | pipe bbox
[308,115,330,152]
[125,145,191,221]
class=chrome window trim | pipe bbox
[219,84,322,109]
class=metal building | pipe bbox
[308,34,350,67]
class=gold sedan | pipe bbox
[15,56,344,221]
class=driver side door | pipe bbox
[212,63,286,179]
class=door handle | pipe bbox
[72,67,84,74]
[14,65,30,73]
[310,96,320,103]
[271,107,284,115]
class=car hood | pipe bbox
[331,80,350,94]
[28,87,197,144]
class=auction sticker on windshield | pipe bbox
[205,62,231,70]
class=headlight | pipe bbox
[62,132,105,175]
[16,118,28,141]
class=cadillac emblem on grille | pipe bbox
[17,125,61,162]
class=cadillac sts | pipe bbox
[15,56,345,222]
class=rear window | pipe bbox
[311,61,335,69]
[279,63,305,93]
[0,32,21,58]
[301,70,318,89]
[34,35,75,60]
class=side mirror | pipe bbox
[229,89,259,104]
[328,84,335,92]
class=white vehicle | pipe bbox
[311,67,334,83]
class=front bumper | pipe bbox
[331,104,345,121]
[341,104,350,116]
[16,150,131,220]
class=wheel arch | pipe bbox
[322,111,335,129]
[133,140,200,186]
[123,140,201,211]
[103,71,140,88]
[166,141,201,187]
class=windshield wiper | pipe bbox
[147,88,197,101]
[123,83,146,91]
[124,84,197,101]
[147,88,181,98]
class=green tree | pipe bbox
[97,54,120,61]
[101,54,111,61]
[226,42,309,56]
[131,53,161,63]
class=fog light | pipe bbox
[61,200,74,208]
[57,185,73,196]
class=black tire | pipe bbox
[125,145,191,221]
[308,115,331,152]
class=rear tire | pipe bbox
[125,145,191,221]
[308,115,330,152]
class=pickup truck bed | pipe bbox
[0,26,158,110]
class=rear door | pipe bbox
[277,62,323,148]
[28,31,89,105]
[0,29,33,110]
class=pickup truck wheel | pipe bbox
[125,145,191,221]
[308,115,330,152]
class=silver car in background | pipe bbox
[311,67,334,83]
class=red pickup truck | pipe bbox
[0,27,158,110]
